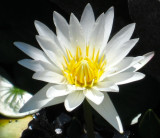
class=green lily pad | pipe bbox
[0,115,33,138]
[139,109,160,138]
[0,75,38,118]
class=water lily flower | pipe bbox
[0,75,38,117]
[14,3,154,133]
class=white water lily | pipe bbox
[0,76,38,117]
[14,3,154,133]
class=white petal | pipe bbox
[69,13,85,52]
[124,67,137,72]
[20,84,52,112]
[46,84,70,98]
[107,38,139,67]
[38,60,63,75]
[67,85,85,91]
[93,82,119,92]
[80,3,95,44]
[131,113,141,125]
[105,23,135,53]
[116,72,145,85]
[14,42,49,63]
[64,90,85,111]
[42,96,66,108]
[19,59,62,75]
[35,20,55,39]
[87,93,123,133]
[101,56,143,80]
[35,20,53,37]
[112,56,143,74]
[34,21,65,53]
[89,13,105,51]
[134,52,155,71]
[84,88,104,105]
[53,11,70,51]
[33,71,66,84]
[103,72,145,85]
[100,7,114,53]
[36,35,64,69]
[18,59,44,72]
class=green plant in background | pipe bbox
[139,109,160,138]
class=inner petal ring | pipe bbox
[62,46,107,87]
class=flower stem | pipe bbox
[83,100,95,138]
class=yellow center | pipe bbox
[62,46,106,87]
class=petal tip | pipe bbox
[133,38,139,43]
[108,6,114,11]
[13,41,21,47]
[53,11,58,17]
[128,23,136,30]
[116,116,124,133]
[147,51,155,58]
[64,99,72,112]
[136,72,145,80]
[35,35,40,40]
[34,20,41,27]
[86,3,91,7]
[17,60,23,65]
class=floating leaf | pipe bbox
[0,115,33,138]
[0,76,38,117]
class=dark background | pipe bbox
[0,0,160,137]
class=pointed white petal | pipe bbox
[131,113,141,125]
[69,13,85,52]
[34,21,64,53]
[89,13,105,51]
[14,42,49,63]
[105,23,135,53]
[80,3,95,43]
[116,72,145,85]
[93,82,119,92]
[42,96,66,108]
[18,59,44,72]
[36,35,64,69]
[38,60,63,75]
[64,90,85,111]
[107,38,139,67]
[133,52,154,71]
[101,56,143,80]
[19,84,52,112]
[87,93,123,133]
[35,20,53,37]
[19,59,63,75]
[46,84,70,98]
[67,85,85,91]
[103,72,145,85]
[100,7,114,53]
[35,20,55,39]
[33,71,66,84]
[84,88,104,105]
[53,11,70,50]
[113,56,143,74]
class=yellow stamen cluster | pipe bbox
[62,46,106,87]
